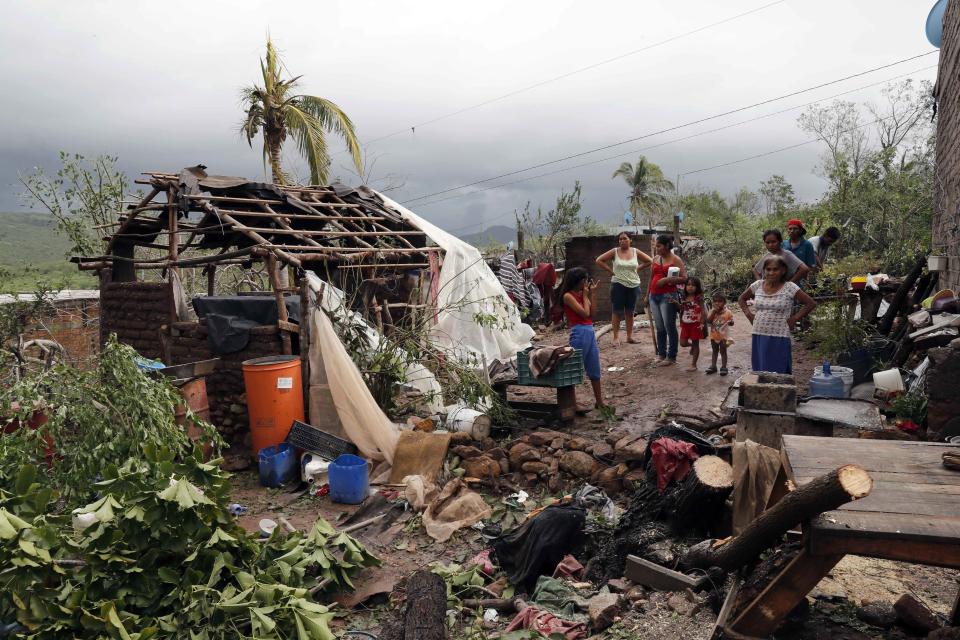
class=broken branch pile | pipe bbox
[0,447,378,639]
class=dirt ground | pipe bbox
[229,308,958,638]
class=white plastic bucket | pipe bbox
[814,366,853,398]
[873,368,904,392]
[447,406,492,440]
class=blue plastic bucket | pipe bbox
[328,454,369,504]
[258,443,297,488]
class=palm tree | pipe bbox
[241,38,362,185]
[612,156,675,228]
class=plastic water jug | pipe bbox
[809,362,845,398]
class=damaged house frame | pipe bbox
[72,166,448,445]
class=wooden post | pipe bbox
[728,549,844,637]
[167,187,179,327]
[268,254,293,356]
[206,264,216,296]
[299,276,311,422]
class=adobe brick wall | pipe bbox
[167,321,286,448]
[934,0,960,291]
[18,297,100,367]
[99,281,171,360]
[564,234,655,320]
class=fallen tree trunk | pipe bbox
[880,256,924,337]
[380,570,448,640]
[673,455,734,533]
[682,465,872,571]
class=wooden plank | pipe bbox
[623,555,698,591]
[188,194,361,208]
[278,320,300,334]
[795,474,960,496]
[230,226,426,237]
[196,208,385,221]
[808,529,960,568]
[728,549,843,637]
[810,510,960,542]
[711,576,741,640]
[792,469,960,486]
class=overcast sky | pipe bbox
[0,0,941,233]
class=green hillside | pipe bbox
[0,211,96,292]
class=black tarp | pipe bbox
[192,295,300,354]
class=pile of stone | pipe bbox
[449,427,655,495]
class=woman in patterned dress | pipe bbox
[738,255,817,374]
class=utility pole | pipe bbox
[673,173,681,243]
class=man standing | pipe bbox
[782,218,817,276]
[809,226,841,272]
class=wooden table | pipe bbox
[493,380,577,423]
[727,435,960,637]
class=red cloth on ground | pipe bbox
[505,605,588,640]
[650,437,700,493]
[552,554,585,579]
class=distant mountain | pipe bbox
[460,224,516,247]
[0,211,95,291]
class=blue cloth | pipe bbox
[782,239,816,268]
[649,293,679,359]
[570,323,601,381]
[751,334,793,374]
[610,282,639,314]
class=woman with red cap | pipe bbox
[781,218,816,275]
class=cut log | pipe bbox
[682,465,872,571]
[379,570,448,640]
[673,455,734,533]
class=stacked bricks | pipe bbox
[564,233,654,321]
[19,296,100,368]
[934,0,960,292]
[99,282,171,360]
[168,321,285,447]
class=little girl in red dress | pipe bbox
[678,277,708,372]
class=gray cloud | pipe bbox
[0,0,939,233]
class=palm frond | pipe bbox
[284,103,330,185]
[295,95,363,177]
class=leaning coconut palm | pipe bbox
[612,156,675,228]
[241,38,362,185]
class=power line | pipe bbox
[401,50,938,205]
[423,64,934,214]
[440,67,934,234]
[354,0,790,149]
[680,113,896,177]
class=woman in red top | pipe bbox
[647,235,687,366]
[558,267,605,409]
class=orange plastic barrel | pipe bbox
[242,355,305,458]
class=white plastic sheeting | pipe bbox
[305,273,443,411]
[306,274,400,463]
[381,196,535,365]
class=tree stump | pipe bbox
[379,570,448,640]
[673,455,734,533]
[682,464,872,571]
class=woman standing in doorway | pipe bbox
[738,254,817,374]
[648,235,687,366]
[595,231,652,344]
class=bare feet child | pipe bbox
[705,293,735,376]
[678,277,708,372]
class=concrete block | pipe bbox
[736,411,795,449]
[740,382,797,412]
